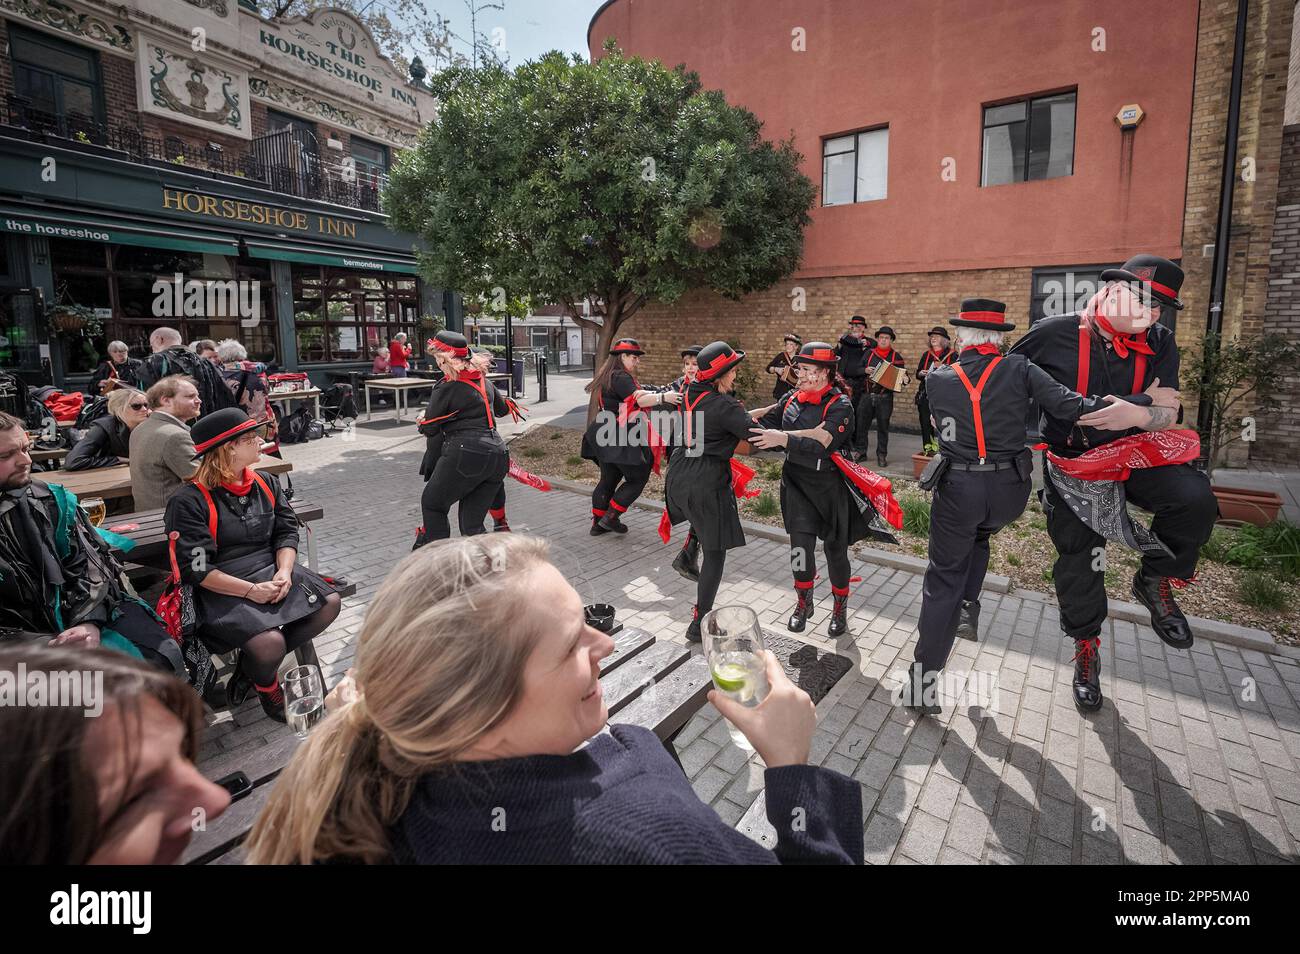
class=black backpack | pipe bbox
[278,405,316,444]
[151,348,237,417]
[75,394,111,430]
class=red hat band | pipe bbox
[194,417,262,455]
[957,311,1008,327]
[431,338,469,357]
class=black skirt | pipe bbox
[581,416,654,469]
[780,461,875,550]
[196,551,337,653]
[664,454,746,551]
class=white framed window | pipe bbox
[822,127,888,206]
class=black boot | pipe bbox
[877,452,888,468]
[828,588,849,638]
[955,600,980,641]
[255,680,287,724]
[1072,637,1103,712]
[226,652,253,708]
[597,510,629,534]
[897,662,941,716]
[411,525,428,551]
[590,512,611,536]
[672,532,701,582]
[787,584,813,632]
[686,605,702,643]
[1131,569,1195,649]
[492,518,511,532]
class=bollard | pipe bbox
[537,355,548,403]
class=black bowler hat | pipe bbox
[680,344,703,358]
[695,341,745,381]
[927,326,950,339]
[875,326,896,339]
[429,330,469,358]
[783,333,802,346]
[792,341,839,368]
[849,315,868,327]
[951,298,1016,332]
[191,407,270,457]
[1101,254,1185,310]
[610,338,645,356]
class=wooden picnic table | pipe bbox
[363,377,435,422]
[183,625,712,864]
[41,455,291,503]
[30,446,68,466]
[266,387,322,420]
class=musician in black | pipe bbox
[861,326,907,468]
[903,301,1120,715]
[914,326,955,450]
[662,343,757,641]
[415,331,510,544]
[835,316,873,461]
[751,343,881,638]
[1010,255,1214,711]
[765,334,802,399]
[581,339,682,535]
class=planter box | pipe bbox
[1212,485,1284,527]
[912,452,933,480]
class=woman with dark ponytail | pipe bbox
[580,339,682,535]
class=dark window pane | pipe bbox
[1028,94,1075,180]
[13,67,56,113]
[62,81,96,118]
[984,102,1026,126]
[49,238,109,270]
[982,122,1025,186]
[113,245,203,275]
[297,326,327,363]
[10,30,96,81]
[294,296,323,323]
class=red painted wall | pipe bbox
[589,0,1197,278]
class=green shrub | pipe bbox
[749,491,780,517]
[565,455,584,467]
[1200,526,1238,565]
[901,494,930,536]
[1041,567,1054,583]
[521,446,546,459]
[758,459,783,481]
[549,431,563,440]
[1203,519,1300,581]
[1006,553,1021,567]
[1237,572,1291,612]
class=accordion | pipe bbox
[869,360,908,392]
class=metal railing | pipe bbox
[2,96,390,213]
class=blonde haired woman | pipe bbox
[244,534,862,864]
[163,407,341,721]
[65,387,151,471]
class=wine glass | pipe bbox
[79,497,106,527]
[283,664,324,739]
[701,605,770,752]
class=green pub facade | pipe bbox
[0,0,458,390]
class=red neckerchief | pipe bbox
[1094,314,1155,360]
[221,468,256,496]
[872,346,894,362]
[795,384,832,404]
[961,343,1000,357]
[456,368,495,427]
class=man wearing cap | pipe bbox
[765,334,802,399]
[1010,255,1215,712]
[914,326,955,450]
[860,326,907,468]
[902,300,1122,715]
[835,316,874,460]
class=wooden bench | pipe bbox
[183,625,713,864]
[46,455,292,504]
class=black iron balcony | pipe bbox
[2,96,389,214]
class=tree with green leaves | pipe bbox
[385,43,817,359]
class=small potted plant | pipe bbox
[1184,332,1300,526]
[912,439,939,480]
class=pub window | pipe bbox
[821,127,888,206]
[291,264,418,363]
[351,137,389,183]
[528,327,551,350]
[9,24,105,125]
[982,91,1076,187]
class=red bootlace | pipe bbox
[1170,574,1197,589]
[1072,637,1100,680]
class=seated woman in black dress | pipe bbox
[164,407,341,722]
[244,534,862,864]
[65,388,150,471]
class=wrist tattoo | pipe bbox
[1144,405,1176,430]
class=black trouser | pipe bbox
[1042,457,1217,641]
[917,392,934,448]
[421,455,506,540]
[915,466,1031,673]
[858,391,894,458]
[697,547,726,616]
[592,460,651,517]
[789,531,851,588]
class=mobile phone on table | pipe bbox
[214,771,253,802]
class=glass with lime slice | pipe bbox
[702,606,769,751]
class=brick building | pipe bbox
[589,0,1293,451]
[0,1,457,390]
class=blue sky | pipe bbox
[434,0,609,65]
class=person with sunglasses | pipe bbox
[1009,255,1216,713]
[163,407,342,722]
[65,388,151,471]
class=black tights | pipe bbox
[239,592,342,686]
[790,532,851,588]
[592,461,650,515]
[696,548,726,615]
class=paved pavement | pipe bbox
[198,383,1300,864]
